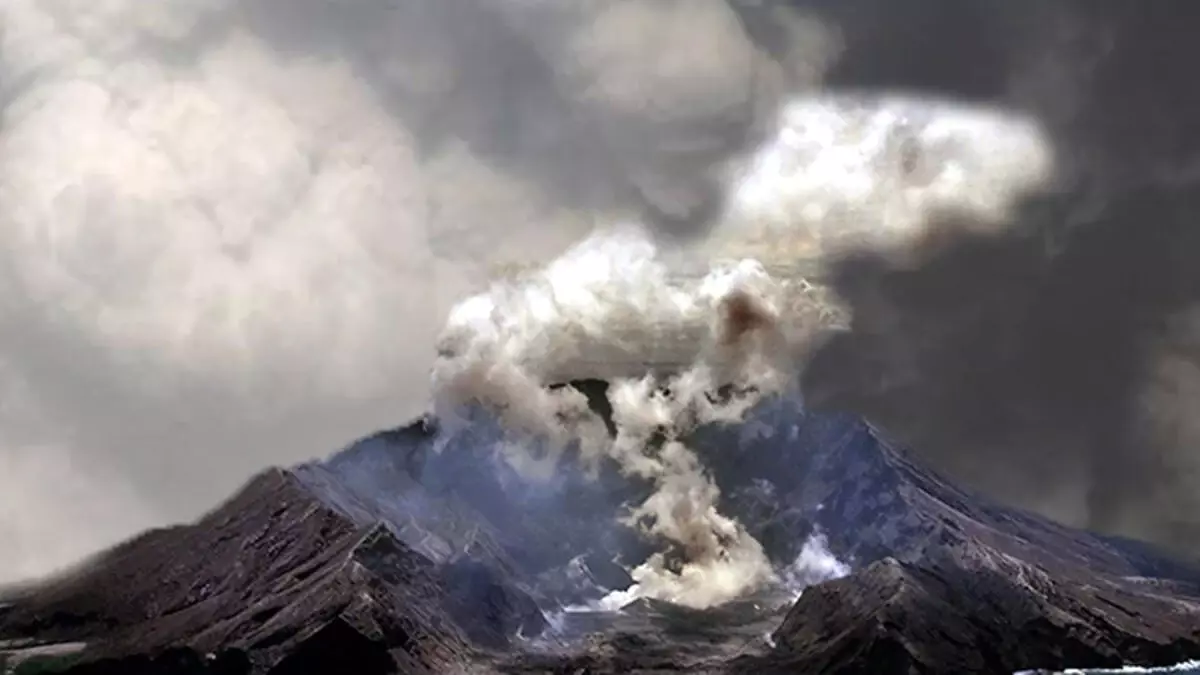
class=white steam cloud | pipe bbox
[709,96,1054,266]
[432,96,1053,607]
[431,224,812,608]
[782,529,851,598]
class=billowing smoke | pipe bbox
[431,225,806,607]
[430,93,1052,606]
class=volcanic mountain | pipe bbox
[3,384,1200,675]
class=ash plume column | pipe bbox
[429,226,809,608]
[429,94,1055,607]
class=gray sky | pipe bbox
[4,0,1200,583]
[0,0,804,582]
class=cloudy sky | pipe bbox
[4,0,1200,583]
[0,0,812,582]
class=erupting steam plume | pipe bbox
[430,95,1053,606]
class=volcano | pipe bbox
[3,384,1200,675]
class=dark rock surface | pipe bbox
[4,388,1200,674]
[738,543,1200,675]
[0,469,481,673]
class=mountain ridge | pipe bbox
[4,389,1200,674]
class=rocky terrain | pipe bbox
[3,384,1200,674]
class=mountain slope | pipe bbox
[0,469,521,674]
[3,389,1200,674]
[690,394,1200,583]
